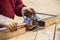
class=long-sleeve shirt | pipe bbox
[0,0,25,19]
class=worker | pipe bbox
[0,0,39,31]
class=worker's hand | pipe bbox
[7,22,17,32]
[0,22,17,32]
[0,15,17,32]
[22,7,35,17]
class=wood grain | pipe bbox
[0,27,26,40]
[38,16,60,27]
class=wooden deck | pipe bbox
[7,23,60,40]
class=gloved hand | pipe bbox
[0,15,17,32]
[7,22,17,32]
[22,7,35,17]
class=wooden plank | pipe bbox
[35,24,56,40]
[38,16,60,27]
[0,27,26,40]
[55,23,60,40]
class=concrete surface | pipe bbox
[7,0,60,40]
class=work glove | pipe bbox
[0,15,17,32]
[22,7,35,17]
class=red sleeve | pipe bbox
[15,0,26,16]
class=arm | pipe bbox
[15,0,26,16]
